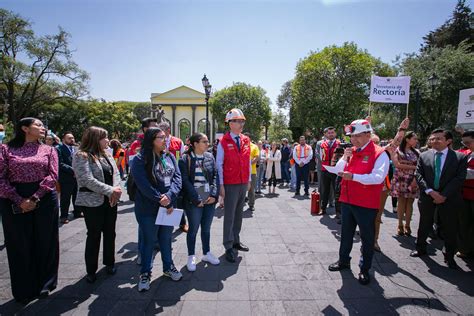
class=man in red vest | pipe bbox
[328,119,389,285]
[319,127,340,215]
[216,108,251,263]
[158,121,188,232]
[458,131,474,259]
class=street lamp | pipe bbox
[414,72,439,133]
[202,74,212,137]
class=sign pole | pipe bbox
[368,102,372,117]
[406,102,409,117]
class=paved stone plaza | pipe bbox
[0,184,473,315]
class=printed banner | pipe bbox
[369,76,411,104]
[456,88,474,125]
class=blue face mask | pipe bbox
[0,132,5,142]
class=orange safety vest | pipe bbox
[295,144,311,160]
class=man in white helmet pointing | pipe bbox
[327,119,390,285]
[216,108,252,263]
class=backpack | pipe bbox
[126,172,137,201]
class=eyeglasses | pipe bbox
[200,140,210,144]
[155,136,165,140]
[230,120,245,125]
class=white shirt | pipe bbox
[293,144,313,165]
[425,147,449,194]
[216,132,252,184]
[335,141,389,185]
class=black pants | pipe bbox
[83,198,117,275]
[321,171,336,210]
[0,183,59,302]
[459,199,474,254]
[59,180,79,219]
[416,196,459,259]
[295,164,309,193]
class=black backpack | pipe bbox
[126,172,137,201]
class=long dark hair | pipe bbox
[399,131,419,158]
[79,126,108,160]
[109,139,122,156]
[141,127,163,185]
[186,133,206,155]
[8,117,41,148]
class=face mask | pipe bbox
[0,132,5,142]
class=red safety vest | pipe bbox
[321,139,340,171]
[461,150,474,200]
[221,132,250,185]
[168,136,183,159]
[339,141,386,209]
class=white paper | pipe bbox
[155,207,184,227]
[324,164,344,175]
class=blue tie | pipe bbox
[434,152,442,190]
[235,136,240,152]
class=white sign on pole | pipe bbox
[369,76,411,104]
[456,88,474,125]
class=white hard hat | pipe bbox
[344,119,373,135]
[225,108,246,122]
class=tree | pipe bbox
[291,42,394,137]
[422,0,473,52]
[276,80,292,110]
[0,9,89,123]
[268,110,293,143]
[210,82,271,140]
[401,41,474,140]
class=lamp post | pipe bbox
[414,73,439,133]
[202,74,212,137]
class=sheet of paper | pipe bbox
[324,164,344,175]
[155,207,184,227]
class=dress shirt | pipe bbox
[335,141,389,185]
[424,147,449,194]
[216,132,252,184]
[293,144,313,165]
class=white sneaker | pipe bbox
[202,252,220,265]
[187,255,197,272]
[138,273,150,292]
[163,265,183,281]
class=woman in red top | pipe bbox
[110,139,126,180]
[0,117,59,304]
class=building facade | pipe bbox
[150,86,216,141]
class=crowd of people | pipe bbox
[0,108,473,304]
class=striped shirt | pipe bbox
[192,152,207,188]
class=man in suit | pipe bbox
[411,129,467,269]
[57,131,80,223]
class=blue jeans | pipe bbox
[290,165,296,189]
[186,204,216,255]
[339,202,377,272]
[281,161,290,183]
[256,164,265,192]
[295,164,309,193]
[134,210,174,274]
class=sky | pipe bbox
[2,0,468,108]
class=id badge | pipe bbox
[164,177,171,187]
[204,183,210,192]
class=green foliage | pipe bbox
[401,41,474,140]
[0,9,89,123]
[268,110,293,143]
[291,42,395,137]
[422,0,473,52]
[276,80,292,110]
[210,82,271,140]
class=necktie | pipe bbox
[434,152,442,190]
[356,148,362,153]
[235,136,240,152]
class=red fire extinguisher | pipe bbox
[311,189,320,215]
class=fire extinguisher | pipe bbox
[311,189,320,215]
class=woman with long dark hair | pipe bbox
[0,117,59,304]
[179,133,220,272]
[131,127,182,292]
[72,127,122,283]
[391,131,420,236]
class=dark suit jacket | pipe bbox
[57,144,76,183]
[416,148,467,202]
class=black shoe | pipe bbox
[304,191,309,196]
[225,249,236,263]
[73,212,84,219]
[294,192,300,196]
[336,219,342,225]
[328,261,350,271]
[358,271,370,285]
[106,265,117,275]
[86,273,97,283]
[233,243,249,252]
[447,259,460,270]
[409,250,427,257]
[248,207,255,212]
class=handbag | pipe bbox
[195,185,210,202]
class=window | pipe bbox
[178,119,191,141]
[197,119,209,135]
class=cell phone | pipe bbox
[11,204,23,214]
